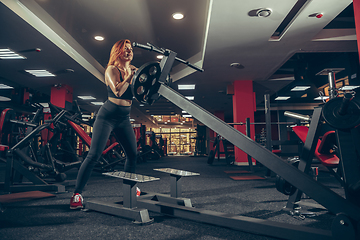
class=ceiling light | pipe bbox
[172,13,184,20]
[139,104,144,107]
[291,86,311,91]
[339,86,360,91]
[182,110,187,113]
[91,102,104,105]
[130,118,135,122]
[40,103,49,107]
[82,119,89,121]
[178,84,195,90]
[185,96,194,100]
[256,9,272,17]
[94,36,104,41]
[0,84,14,89]
[0,48,26,59]
[183,115,192,118]
[78,95,96,100]
[82,114,91,118]
[275,96,290,100]
[0,96,11,101]
[230,63,245,69]
[314,96,329,101]
[157,55,163,59]
[25,70,55,77]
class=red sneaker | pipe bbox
[136,187,141,197]
[70,193,84,209]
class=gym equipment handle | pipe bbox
[338,93,353,116]
[133,42,204,72]
[284,111,311,121]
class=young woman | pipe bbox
[70,39,138,209]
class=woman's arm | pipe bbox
[105,66,136,97]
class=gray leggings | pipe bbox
[74,100,137,194]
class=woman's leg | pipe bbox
[74,114,114,194]
[113,119,137,173]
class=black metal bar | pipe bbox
[245,118,253,172]
[137,198,332,240]
[157,83,360,221]
[133,42,204,72]
[286,107,323,209]
[170,174,182,198]
[264,94,272,151]
[122,179,138,208]
[336,128,360,208]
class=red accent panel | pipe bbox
[0,144,9,151]
[51,84,73,108]
[353,0,360,63]
[67,120,92,146]
[292,126,339,167]
[67,120,119,155]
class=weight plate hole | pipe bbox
[149,66,157,76]
[139,74,148,83]
[152,78,157,86]
[137,86,145,95]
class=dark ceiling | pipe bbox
[0,0,358,126]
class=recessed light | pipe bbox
[291,86,311,91]
[91,101,104,105]
[230,63,244,69]
[275,96,290,100]
[0,96,11,101]
[178,84,195,90]
[185,96,194,100]
[0,84,14,89]
[256,9,272,17]
[172,13,184,20]
[0,48,26,59]
[94,36,104,41]
[25,70,55,77]
[78,96,96,100]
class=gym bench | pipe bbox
[85,171,159,224]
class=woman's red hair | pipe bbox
[106,39,131,68]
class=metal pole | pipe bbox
[328,71,337,99]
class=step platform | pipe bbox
[137,168,199,208]
[86,171,159,224]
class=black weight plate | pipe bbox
[323,97,360,130]
[331,213,356,240]
[131,62,161,104]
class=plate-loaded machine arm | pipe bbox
[132,43,360,239]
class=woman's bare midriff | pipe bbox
[109,97,132,106]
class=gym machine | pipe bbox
[88,42,360,239]
[49,103,127,172]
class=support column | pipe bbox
[232,80,256,165]
[50,84,73,110]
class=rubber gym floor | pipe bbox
[0,156,343,240]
